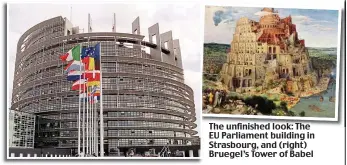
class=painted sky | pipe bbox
[8,3,202,134]
[204,6,339,48]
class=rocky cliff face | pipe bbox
[285,73,318,95]
[311,57,335,78]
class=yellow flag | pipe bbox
[88,57,95,70]
[87,81,100,87]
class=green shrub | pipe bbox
[243,96,276,115]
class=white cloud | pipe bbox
[292,15,332,24]
[205,7,338,48]
[290,15,337,45]
[204,6,235,44]
[311,24,335,31]
[292,15,312,23]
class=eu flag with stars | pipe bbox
[93,43,101,70]
[81,46,95,59]
[81,43,101,70]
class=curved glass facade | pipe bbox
[11,16,199,153]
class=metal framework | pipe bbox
[8,110,36,148]
[11,16,199,155]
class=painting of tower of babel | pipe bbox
[203,6,341,120]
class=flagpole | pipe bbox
[89,93,91,155]
[91,94,93,154]
[86,83,89,155]
[77,44,82,156]
[94,96,97,155]
[95,102,99,156]
[91,95,93,155]
[90,95,93,154]
[92,93,95,155]
[82,77,86,156]
[93,93,96,154]
[86,39,91,156]
[99,43,104,157]
[89,92,91,154]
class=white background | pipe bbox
[1,0,345,164]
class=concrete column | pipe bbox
[50,154,53,157]
[34,154,37,157]
[189,150,193,157]
[19,153,23,157]
[198,150,200,157]
[27,154,31,157]
[10,153,15,157]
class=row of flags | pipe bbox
[60,43,101,103]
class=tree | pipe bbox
[299,111,305,117]
[280,101,288,112]
[288,111,296,116]
[243,96,276,115]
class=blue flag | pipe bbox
[80,43,100,70]
[81,46,95,59]
[94,43,101,70]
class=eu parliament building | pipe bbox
[9,15,200,157]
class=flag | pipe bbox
[80,93,99,103]
[91,86,100,93]
[88,76,100,82]
[85,70,100,79]
[89,86,100,96]
[71,79,87,91]
[93,96,100,103]
[93,43,101,60]
[67,70,100,81]
[90,96,100,104]
[82,57,95,71]
[87,80,100,87]
[94,43,101,70]
[81,43,100,70]
[65,60,84,73]
[88,75,100,82]
[91,91,100,97]
[67,71,82,81]
[60,45,81,62]
[81,46,95,59]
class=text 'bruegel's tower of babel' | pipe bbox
[220,8,313,93]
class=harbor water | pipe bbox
[291,68,337,118]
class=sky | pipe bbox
[204,6,340,48]
[7,3,202,135]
